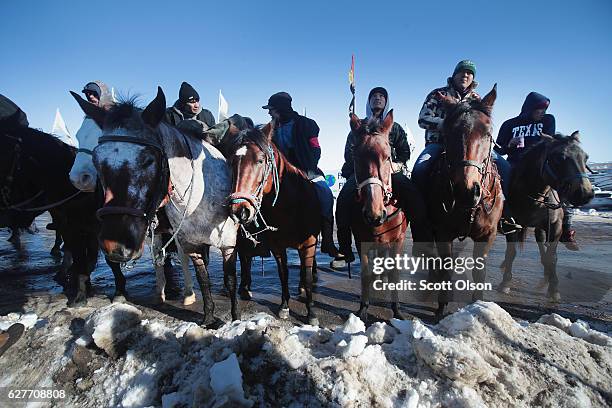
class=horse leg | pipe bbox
[51,231,63,257]
[238,250,253,301]
[190,250,217,326]
[273,249,290,319]
[299,239,318,326]
[177,241,195,306]
[357,251,370,323]
[472,236,495,302]
[498,232,518,293]
[544,220,562,302]
[221,247,239,321]
[7,227,21,246]
[434,240,453,320]
[152,236,167,304]
[107,257,127,302]
[535,228,549,288]
[390,241,405,320]
[312,256,318,284]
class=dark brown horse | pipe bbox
[426,84,503,318]
[227,123,321,325]
[348,110,408,322]
[498,132,593,301]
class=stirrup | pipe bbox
[499,217,522,235]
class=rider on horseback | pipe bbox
[412,60,519,234]
[164,81,216,138]
[262,91,340,258]
[496,92,580,250]
[332,87,434,267]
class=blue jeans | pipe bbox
[313,179,334,220]
[491,150,510,199]
[412,143,444,192]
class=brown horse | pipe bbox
[227,123,321,325]
[349,110,409,322]
[426,84,503,318]
[498,132,593,301]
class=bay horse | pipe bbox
[498,132,593,301]
[0,108,127,305]
[73,87,240,326]
[68,115,195,306]
[227,123,321,325]
[348,110,408,322]
[426,84,503,318]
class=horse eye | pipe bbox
[143,158,154,167]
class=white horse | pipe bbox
[68,113,195,305]
[71,88,239,325]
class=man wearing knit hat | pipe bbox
[331,86,434,268]
[412,59,519,233]
[262,91,340,258]
[164,81,215,137]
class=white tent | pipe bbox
[51,108,78,148]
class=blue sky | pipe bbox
[2,0,611,172]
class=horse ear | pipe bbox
[142,87,166,128]
[570,130,580,141]
[540,133,554,141]
[70,91,107,128]
[349,113,361,132]
[382,109,394,134]
[481,83,497,113]
[262,121,274,142]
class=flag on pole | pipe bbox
[51,108,78,148]
[218,90,229,122]
[348,54,356,114]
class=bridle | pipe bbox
[354,157,394,205]
[228,143,280,244]
[94,134,171,226]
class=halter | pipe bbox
[354,156,394,205]
[94,134,171,226]
[228,144,280,244]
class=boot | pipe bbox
[330,224,355,268]
[320,216,340,257]
[560,228,579,251]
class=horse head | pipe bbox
[539,131,594,206]
[350,109,394,226]
[73,87,171,262]
[442,84,497,208]
[227,122,277,224]
[68,116,103,192]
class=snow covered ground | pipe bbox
[0,296,610,407]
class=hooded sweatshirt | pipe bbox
[495,92,555,163]
[340,87,411,178]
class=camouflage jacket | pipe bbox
[418,78,480,144]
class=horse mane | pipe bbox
[512,133,581,181]
[228,127,310,180]
[104,96,144,131]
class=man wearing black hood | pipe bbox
[165,82,215,137]
[332,87,434,268]
[496,92,579,250]
[263,92,340,257]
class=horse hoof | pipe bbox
[298,287,306,299]
[330,259,347,269]
[201,317,223,330]
[308,317,319,326]
[393,310,406,320]
[112,294,126,303]
[497,283,511,294]
[68,296,87,308]
[357,308,368,323]
[238,288,252,301]
[183,292,196,306]
[547,292,561,303]
[278,308,290,320]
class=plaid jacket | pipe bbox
[418,79,480,144]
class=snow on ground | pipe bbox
[1,298,611,407]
